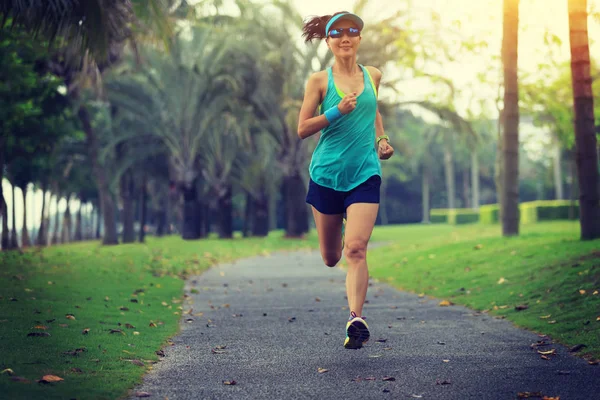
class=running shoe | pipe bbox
[344,311,370,349]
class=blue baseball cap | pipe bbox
[325,12,364,36]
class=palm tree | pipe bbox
[501,0,520,236]
[568,0,600,240]
[106,27,248,239]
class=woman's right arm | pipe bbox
[297,73,329,140]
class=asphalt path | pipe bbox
[130,249,599,400]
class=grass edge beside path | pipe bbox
[0,233,321,400]
[367,222,600,363]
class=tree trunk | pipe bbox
[181,185,201,240]
[138,174,147,243]
[74,202,83,241]
[553,140,564,200]
[283,172,309,237]
[0,191,8,250]
[421,161,431,223]
[10,184,19,249]
[501,0,520,236]
[462,168,471,209]
[252,192,270,237]
[495,111,504,210]
[471,151,480,209]
[569,152,578,219]
[120,170,135,243]
[443,133,456,209]
[52,193,61,245]
[243,192,252,237]
[78,103,119,245]
[95,205,102,239]
[216,185,233,239]
[61,193,73,244]
[20,184,31,247]
[37,182,48,246]
[568,0,600,240]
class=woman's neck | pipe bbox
[333,57,359,76]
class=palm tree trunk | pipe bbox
[421,161,431,223]
[20,185,31,247]
[553,140,564,200]
[61,193,73,243]
[471,151,480,209]
[443,133,456,209]
[74,202,83,241]
[462,168,471,209]
[95,204,102,239]
[138,174,147,243]
[217,185,233,239]
[10,184,19,249]
[37,181,48,246]
[252,191,270,237]
[243,192,252,237]
[121,171,136,243]
[1,190,9,250]
[77,103,119,245]
[501,0,520,236]
[181,185,201,240]
[52,193,61,245]
[283,172,309,238]
[568,0,600,240]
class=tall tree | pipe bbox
[501,0,520,236]
[568,0,600,240]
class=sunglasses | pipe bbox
[328,27,360,38]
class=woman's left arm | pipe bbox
[367,66,394,160]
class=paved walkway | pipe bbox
[131,249,599,399]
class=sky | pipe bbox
[3,0,600,232]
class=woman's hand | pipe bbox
[337,92,358,115]
[378,139,394,160]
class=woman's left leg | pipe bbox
[344,202,379,318]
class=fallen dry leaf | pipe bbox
[1,368,14,376]
[579,290,586,295]
[515,304,529,311]
[134,392,152,398]
[65,314,75,320]
[497,277,506,284]
[436,379,451,385]
[517,393,543,399]
[541,397,560,400]
[37,375,64,383]
[317,368,329,373]
[588,359,599,365]
[439,300,453,307]
[382,376,395,381]
[82,328,90,335]
[569,344,587,353]
[474,244,483,250]
[33,325,47,330]
[223,380,236,385]
[110,329,125,335]
[537,349,556,356]
[539,315,552,319]
[149,322,157,328]
[10,376,30,383]
[130,360,145,367]
[125,323,135,329]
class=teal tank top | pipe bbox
[308,64,381,191]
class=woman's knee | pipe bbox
[322,250,341,267]
[344,239,368,262]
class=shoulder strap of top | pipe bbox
[360,64,378,97]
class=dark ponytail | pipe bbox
[302,11,349,42]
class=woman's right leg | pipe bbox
[311,207,344,267]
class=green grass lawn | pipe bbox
[368,222,600,362]
[0,222,598,399]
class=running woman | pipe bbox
[297,11,394,349]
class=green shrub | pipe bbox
[430,208,479,224]
[479,204,500,224]
[430,209,448,223]
[521,200,579,224]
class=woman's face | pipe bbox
[326,19,361,57]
